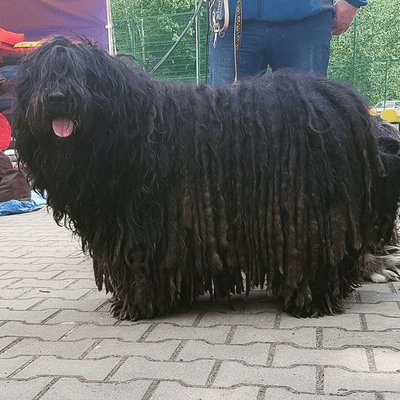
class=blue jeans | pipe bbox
[208,12,334,85]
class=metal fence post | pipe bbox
[351,15,357,86]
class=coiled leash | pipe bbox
[210,0,242,82]
[210,0,230,47]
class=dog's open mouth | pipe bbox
[52,118,74,138]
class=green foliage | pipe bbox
[329,0,400,104]
[112,0,400,98]
[112,0,195,18]
[112,1,209,83]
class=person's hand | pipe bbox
[332,0,359,35]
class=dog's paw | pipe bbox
[368,268,400,283]
[364,248,400,282]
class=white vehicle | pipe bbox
[373,100,400,115]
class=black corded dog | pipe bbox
[14,37,400,320]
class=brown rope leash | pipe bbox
[233,0,242,82]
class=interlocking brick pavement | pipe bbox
[1,208,399,399]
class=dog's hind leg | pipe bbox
[282,281,347,318]
[364,245,400,282]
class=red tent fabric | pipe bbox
[0,28,25,46]
[0,114,11,151]
[0,0,109,50]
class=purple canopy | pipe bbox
[0,0,110,50]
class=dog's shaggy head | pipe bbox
[14,37,143,140]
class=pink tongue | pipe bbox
[52,118,74,137]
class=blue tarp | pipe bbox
[0,190,46,216]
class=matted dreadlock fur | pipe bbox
[365,119,400,282]
[14,37,400,320]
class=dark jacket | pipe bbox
[0,151,31,202]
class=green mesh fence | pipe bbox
[113,10,209,84]
[113,9,399,105]
[329,17,400,106]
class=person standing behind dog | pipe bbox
[208,0,367,84]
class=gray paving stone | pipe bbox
[2,338,97,358]
[345,302,400,316]
[145,323,232,343]
[1,256,45,271]
[324,368,400,394]
[383,394,400,400]
[40,378,151,400]
[85,339,181,359]
[0,278,20,288]
[37,249,82,258]
[43,309,116,325]
[0,309,60,324]
[96,302,113,313]
[272,345,369,371]
[110,357,215,386]
[66,279,99,290]
[14,355,121,380]
[213,361,316,392]
[31,297,107,312]
[373,349,400,372]
[80,289,109,300]
[358,290,400,303]
[29,257,85,266]
[0,355,33,377]
[152,381,260,400]
[363,314,400,330]
[0,248,30,257]
[231,326,316,347]
[19,288,92,300]
[0,298,43,310]
[324,328,400,349]
[177,341,270,365]
[262,388,376,399]
[197,311,277,328]
[62,323,151,341]
[52,270,95,279]
[279,313,362,330]
[42,261,92,273]
[1,270,61,279]
[0,336,17,351]
[16,249,79,259]
[0,377,53,400]
[0,288,36,299]
[8,278,77,290]
[0,321,75,340]
[358,283,394,293]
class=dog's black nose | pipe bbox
[48,91,67,105]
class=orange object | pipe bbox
[381,109,400,123]
[0,27,24,46]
